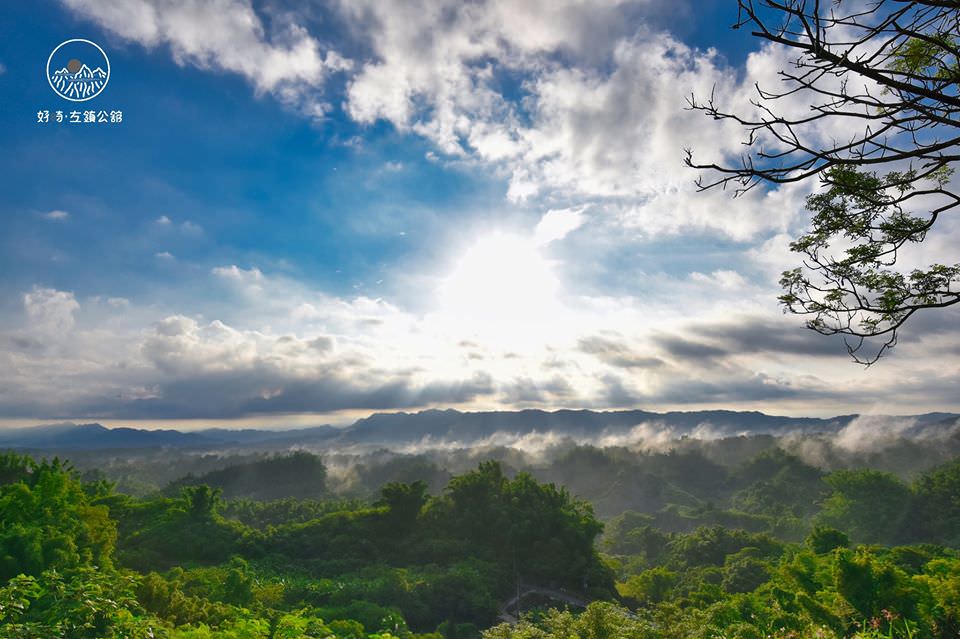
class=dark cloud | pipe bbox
[596,374,643,408]
[889,306,960,345]
[698,318,852,357]
[655,372,838,404]
[63,368,498,420]
[653,316,855,362]
[577,335,664,368]
[307,336,334,351]
[656,336,728,360]
[8,334,46,352]
[500,376,575,404]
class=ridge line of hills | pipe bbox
[0,408,957,451]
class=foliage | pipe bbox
[484,602,655,639]
[3,449,960,639]
[686,0,960,362]
[817,470,913,544]
[220,497,366,530]
[0,457,115,581]
[910,458,960,546]
[422,461,611,594]
[806,527,850,555]
[168,452,329,501]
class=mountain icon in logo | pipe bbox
[46,39,111,102]
[50,63,108,99]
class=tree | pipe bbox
[817,469,912,544]
[183,485,222,521]
[911,458,960,544]
[0,458,116,580]
[483,602,654,639]
[687,0,960,363]
[427,461,610,593]
[377,481,429,523]
[805,525,849,554]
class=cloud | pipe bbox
[60,0,351,112]
[597,373,644,407]
[500,375,575,404]
[656,335,728,361]
[181,220,203,234]
[107,314,499,418]
[647,316,855,363]
[41,210,70,221]
[831,414,960,455]
[534,208,586,246]
[154,251,174,260]
[578,335,663,369]
[59,0,813,242]
[23,287,80,334]
[336,2,793,238]
[0,261,956,421]
[154,215,203,236]
[696,317,852,358]
[212,264,264,284]
[689,270,747,290]
[655,372,834,404]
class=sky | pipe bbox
[0,0,958,429]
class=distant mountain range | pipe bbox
[1,409,957,452]
[0,422,336,451]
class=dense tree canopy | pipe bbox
[2,447,960,639]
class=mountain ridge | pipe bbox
[1,408,957,451]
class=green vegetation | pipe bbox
[2,447,960,639]
[0,453,608,638]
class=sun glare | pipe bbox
[432,232,564,347]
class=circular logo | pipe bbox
[46,39,110,102]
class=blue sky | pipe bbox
[1,0,958,427]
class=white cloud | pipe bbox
[155,215,203,235]
[144,315,260,375]
[23,287,80,334]
[212,264,264,283]
[181,220,203,234]
[154,251,174,260]
[212,264,267,297]
[1,258,958,421]
[534,207,586,246]
[41,210,70,221]
[508,34,743,199]
[689,270,748,290]
[334,1,808,239]
[60,0,351,112]
[747,233,798,284]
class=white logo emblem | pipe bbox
[46,39,110,102]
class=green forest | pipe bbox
[2,442,960,639]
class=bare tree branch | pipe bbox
[687,0,960,363]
